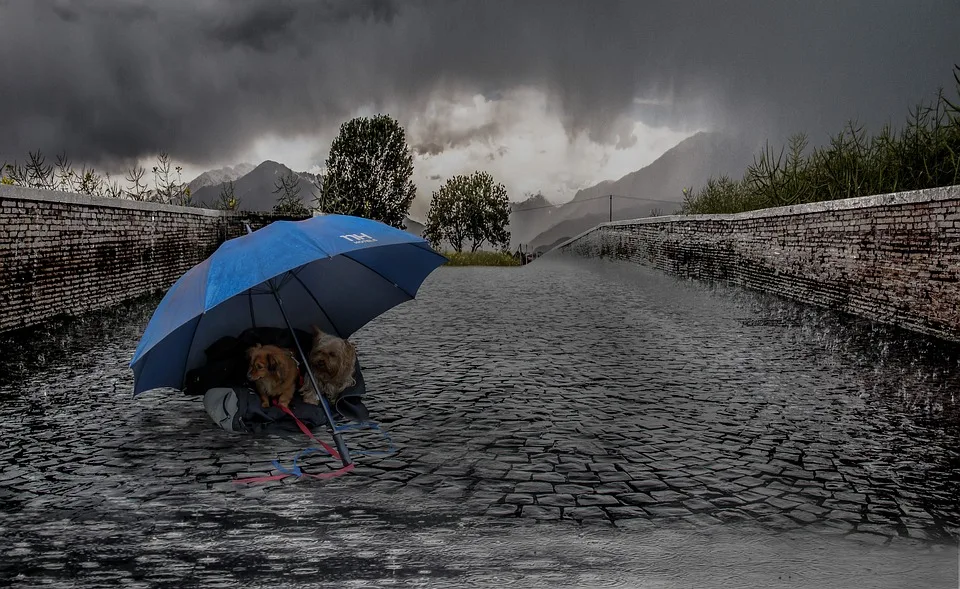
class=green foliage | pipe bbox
[216,180,241,211]
[681,64,960,215]
[423,181,466,252]
[316,114,416,229]
[423,170,511,253]
[272,171,310,216]
[3,160,27,186]
[442,250,521,267]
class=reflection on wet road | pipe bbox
[1,257,958,587]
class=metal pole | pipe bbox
[245,222,353,467]
[271,286,353,466]
[609,195,612,223]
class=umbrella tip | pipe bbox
[244,222,254,235]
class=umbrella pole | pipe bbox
[270,284,354,467]
[243,225,352,468]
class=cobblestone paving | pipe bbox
[1,256,959,587]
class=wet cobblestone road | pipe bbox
[1,256,959,587]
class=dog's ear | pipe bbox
[336,341,357,379]
[312,325,323,336]
[266,353,278,372]
[344,340,357,365]
[246,344,261,359]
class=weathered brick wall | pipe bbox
[0,185,307,333]
[556,185,960,342]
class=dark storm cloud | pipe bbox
[0,0,957,170]
[411,119,505,156]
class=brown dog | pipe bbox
[300,326,357,405]
[246,343,300,409]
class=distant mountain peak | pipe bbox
[189,159,421,237]
[520,131,758,250]
[569,130,753,203]
[187,162,256,192]
[511,192,558,212]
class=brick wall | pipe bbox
[0,185,307,333]
[555,185,960,342]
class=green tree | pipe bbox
[317,114,416,229]
[424,171,511,253]
[273,171,310,216]
[423,181,467,252]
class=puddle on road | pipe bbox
[2,514,957,588]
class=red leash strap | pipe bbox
[234,400,355,484]
[276,402,343,460]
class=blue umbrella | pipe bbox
[129,214,446,465]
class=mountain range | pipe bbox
[190,160,319,212]
[189,160,426,236]
[187,130,759,250]
[187,163,256,193]
[509,131,760,252]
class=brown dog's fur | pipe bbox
[246,343,300,409]
[300,326,357,405]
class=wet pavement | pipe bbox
[1,256,959,587]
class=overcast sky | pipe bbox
[1,0,957,212]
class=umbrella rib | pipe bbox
[179,312,206,390]
[289,271,345,338]
[410,241,450,263]
[247,287,256,327]
[341,250,417,299]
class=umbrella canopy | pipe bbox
[130,214,446,396]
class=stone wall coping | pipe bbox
[552,184,960,253]
[0,184,232,217]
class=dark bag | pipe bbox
[202,386,328,433]
[202,357,369,433]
